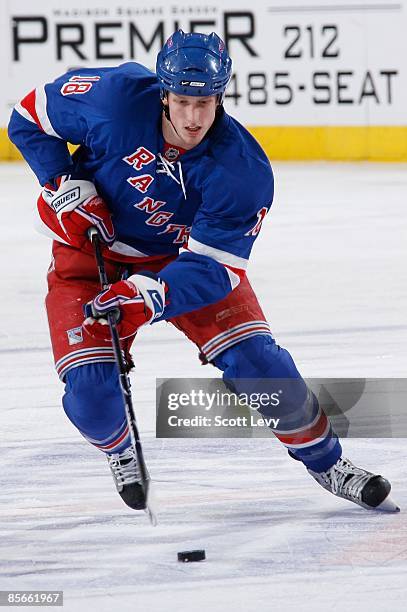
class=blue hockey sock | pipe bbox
[63,362,131,454]
[213,335,342,472]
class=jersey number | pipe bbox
[60,75,100,96]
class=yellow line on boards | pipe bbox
[1,126,407,162]
[247,126,407,161]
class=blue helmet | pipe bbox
[156,30,232,100]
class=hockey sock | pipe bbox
[214,335,342,472]
[63,362,131,454]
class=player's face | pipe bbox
[165,93,218,149]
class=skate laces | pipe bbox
[107,446,141,488]
[324,457,372,501]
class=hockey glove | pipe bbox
[38,175,115,249]
[83,273,167,341]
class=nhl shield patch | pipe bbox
[165,147,180,161]
[67,326,83,345]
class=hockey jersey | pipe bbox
[8,62,274,319]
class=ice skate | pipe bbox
[107,445,146,510]
[308,456,400,512]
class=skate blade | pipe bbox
[374,494,400,513]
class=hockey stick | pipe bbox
[88,227,157,526]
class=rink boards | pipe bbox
[1,0,407,161]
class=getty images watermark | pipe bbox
[156,378,407,438]
[166,387,282,429]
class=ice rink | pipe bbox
[0,161,406,611]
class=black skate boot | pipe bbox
[107,445,146,510]
[308,457,400,512]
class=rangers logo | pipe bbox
[67,326,83,345]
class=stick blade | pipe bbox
[144,479,158,526]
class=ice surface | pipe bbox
[0,162,406,611]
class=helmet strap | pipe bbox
[162,93,171,121]
[161,91,183,139]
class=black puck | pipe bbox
[177,550,206,562]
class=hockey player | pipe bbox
[8,30,398,514]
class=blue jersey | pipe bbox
[8,63,274,319]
